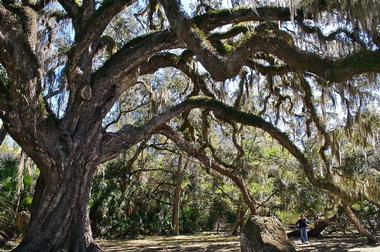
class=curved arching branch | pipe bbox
[245,59,291,76]
[91,1,378,105]
[97,97,208,163]
[100,95,374,207]
[161,0,252,81]
[298,21,369,48]
[90,4,300,89]
[254,38,380,83]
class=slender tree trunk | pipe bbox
[172,155,184,236]
[15,152,26,197]
[232,205,242,235]
[14,151,26,221]
[232,201,247,235]
[232,177,256,215]
[13,157,103,252]
[0,126,6,145]
[343,203,378,244]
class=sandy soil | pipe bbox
[97,232,380,252]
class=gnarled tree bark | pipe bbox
[12,132,104,251]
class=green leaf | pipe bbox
[22,197,33,208]
[23,175,33,188]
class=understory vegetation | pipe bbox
[1,127,379,241]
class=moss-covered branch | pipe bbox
[97,96,347,204]
[161,0,380,82]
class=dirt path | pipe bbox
[2,232,379,251]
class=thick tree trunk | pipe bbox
[13,159,103,252]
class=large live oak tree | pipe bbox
[0,0,379,250]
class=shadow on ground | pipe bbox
[97,232,380,252]
[290,233,380,252]
[97,233,240,252]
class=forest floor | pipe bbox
[97,232,239,252]
[2,232,379,251]
[97,232,380,252]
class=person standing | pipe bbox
[296,214,309,244]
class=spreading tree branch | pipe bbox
[90,4,300,88]
[61,0,137,135]
[72,0,136,58]
[90,1,380,123]
[99,96,367,207]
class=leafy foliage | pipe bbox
[0,153,17,245]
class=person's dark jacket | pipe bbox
[296,218,308,228]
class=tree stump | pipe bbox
[240,216,296,252]
[15,211,30,235]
